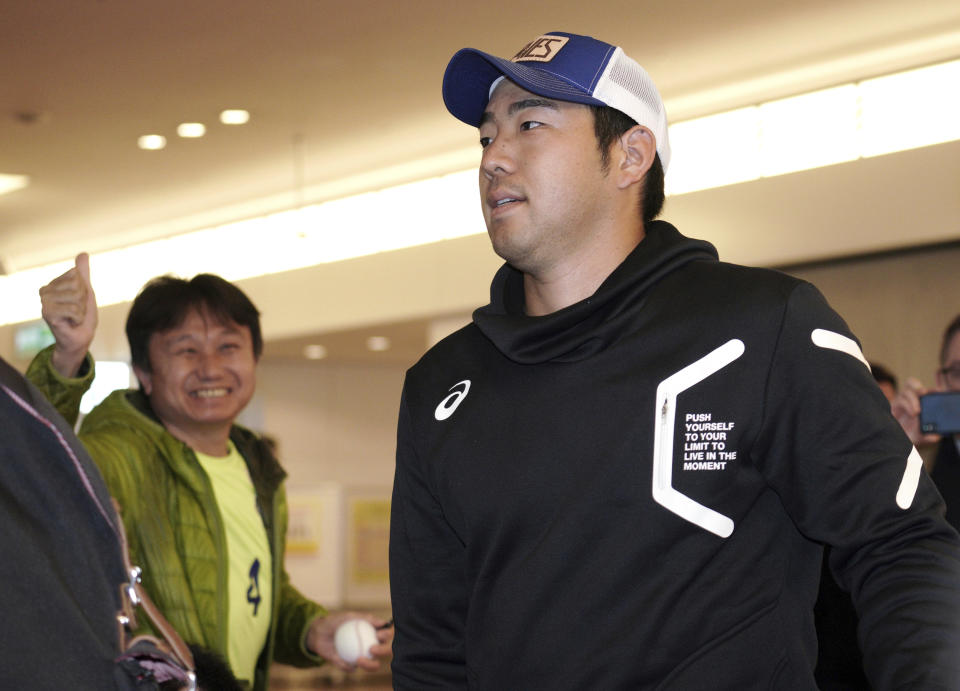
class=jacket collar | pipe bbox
[473,221,718,364]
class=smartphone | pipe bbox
[920,391,960,435]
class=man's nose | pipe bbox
[196,350,225,377]
[481,135,516,179]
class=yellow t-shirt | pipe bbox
[196,441,273,685]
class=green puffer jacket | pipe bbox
[27,346,327,691]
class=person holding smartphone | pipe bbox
[892,313,960,530]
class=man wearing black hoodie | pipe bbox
[389,31,960,690]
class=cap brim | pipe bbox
[442,48,605,127]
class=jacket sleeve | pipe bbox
[270,483,328,667]
[24,346,150,591]
[24,345,139,545]
[25,344,94,426]
[25,345,139,510]
[389,383,469,689]
[754,282,960,689]
[28,349,204,643]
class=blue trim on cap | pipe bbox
[442,32,616,127]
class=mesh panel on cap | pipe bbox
[607,54,663,121]
[593,49,671,170]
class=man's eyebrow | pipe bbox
[165,333,199,345]
[479,98,561,126]
[508,98,560,116]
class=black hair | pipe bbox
[869,362,898,390]
[125,274,263,374]
[941,314,960,366]
[590,104,665,223]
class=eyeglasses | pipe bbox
[939,365,960,390]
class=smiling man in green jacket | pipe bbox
[28,254,391,691]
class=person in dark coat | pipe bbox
[0,354,195,690]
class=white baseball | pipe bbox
[334,619,379,664]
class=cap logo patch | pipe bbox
[511,35,569,63]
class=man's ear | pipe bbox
[615,125,657,190]
[133,365,153,395]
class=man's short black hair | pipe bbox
[590,104,665,224]
[941,314,960,366]
[125,274,263,374]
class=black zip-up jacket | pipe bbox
[389,221,960,689]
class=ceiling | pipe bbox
[2,0,959,364]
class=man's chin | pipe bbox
[185,404,243,426]
[488,231,532,267]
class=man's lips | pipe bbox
[487,190,526,212]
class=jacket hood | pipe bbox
[473,221,718,364]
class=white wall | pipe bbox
[787,244,960,386]
[246,360,405,488]
[243,359,406,608]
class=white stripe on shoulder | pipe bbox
[896,446,924,510]
[810,329,870,369]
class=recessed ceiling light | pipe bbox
[366,336,391,352]
[138,134,167,151]
[177,122,206,138]
[0,173,29,196]
[220,109,250,125]
[303,344,327,360]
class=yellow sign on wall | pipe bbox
[349,498,391,586]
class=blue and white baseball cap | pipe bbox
[442,31,671,170]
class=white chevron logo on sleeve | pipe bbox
[652,339,744,538]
